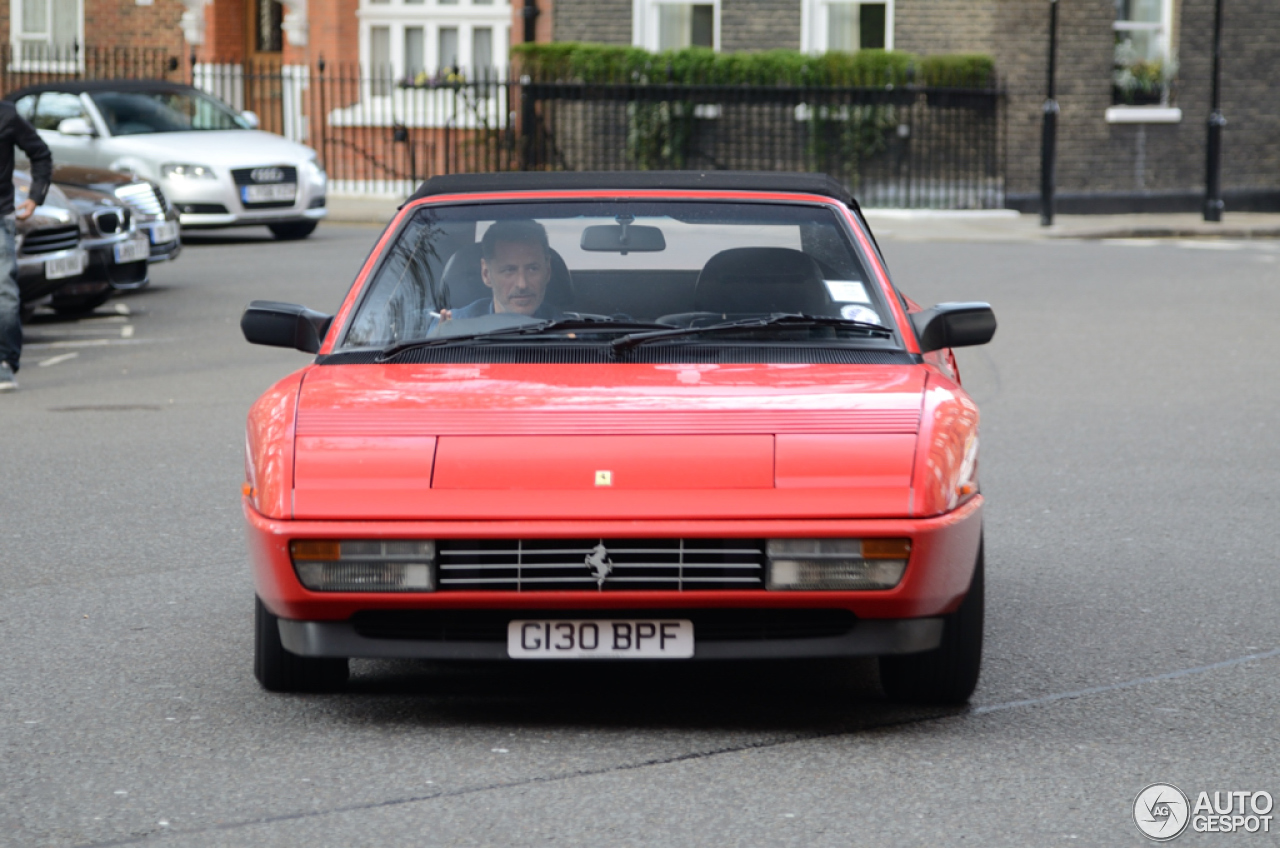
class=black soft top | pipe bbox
[4,79,197,100]
[408,171,859,211]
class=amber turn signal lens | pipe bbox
[291,540,341,560]
[861,538,911,559]
[241,482,254,497]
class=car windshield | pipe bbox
[89,89,248,135]
[341,201,897,353]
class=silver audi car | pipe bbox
[7,81,327,240]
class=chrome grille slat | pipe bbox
[114,183,165,216]
[437,538,767,592]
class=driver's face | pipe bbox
[481,240,551,315]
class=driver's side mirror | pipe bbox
[241,300,333,353]
[912,302,997,352]
[240,110,260,129]
[57,117,96,137]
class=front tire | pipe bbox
[254,596,348,692]
[879,536,984,705]
[268,221,318,241]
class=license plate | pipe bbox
[148,220,179,244]
[45,251,86,280]
[242,183,296,204]
[113,237,150,264]
[508,620,694,659]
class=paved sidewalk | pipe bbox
[323,193,1280,243]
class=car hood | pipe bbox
[104,131,316,167]
[52,163,136,190]
[289,363,926,520]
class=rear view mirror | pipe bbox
[580,224,666,253]
[240,110,261,129]
[57,117,95,137]
[241,300,333,353]
[912,302,997,352]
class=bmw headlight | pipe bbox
[766,538,910,590]
[160,163,217,180]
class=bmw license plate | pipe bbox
[242,183,296,204]
[148,220,179,244]
[45,250,86,280]
[508,620,694,659]
[113,236,150,264]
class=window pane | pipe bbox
[51,0,78,48]
[405,27,425,80]
[370,26,392,95]
[827,3,858,52]
[1116,0,1162,23]
[255,0,283,52]
[22,0,47,34]
[472,27,493,70]
[658,4,691,50]
[439,27,459,71]
[859,3,885,49]
[32,91,84,131]
[691,5,713,48]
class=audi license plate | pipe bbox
[242,183,296,204]
[113,236,150,264]
[45,251,85,280]
[508,619,694,659]
[148,220,179,244]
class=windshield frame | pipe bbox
[330,193,911,358]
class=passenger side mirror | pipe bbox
[57,117,96,137]
[241,300,333,353]
[240,110,260,129]
[912,302,997,352]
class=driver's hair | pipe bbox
[480,220,550,262]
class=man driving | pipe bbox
[441,220,556,321]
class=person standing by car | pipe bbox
[0,99,53,392]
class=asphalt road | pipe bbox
[2,226,1278,847]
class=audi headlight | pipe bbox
[160,163,217,180]
[766,538,910,591]
[290,540,436,592]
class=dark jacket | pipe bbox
[0,101,52,216]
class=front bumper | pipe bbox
[16,248,89,304]
[246,497,984,654]
[166,170,327,229]
[278,615,945,660]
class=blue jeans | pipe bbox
[0,217,20,371]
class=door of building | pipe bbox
[244,0,285,134]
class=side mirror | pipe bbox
[240,110,260,129]
[912,302,997,352]
[241,300,333,353]
[57,117,96,137]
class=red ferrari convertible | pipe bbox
[241,172,996,703]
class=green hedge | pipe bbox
[512,43,996,88]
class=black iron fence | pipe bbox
[1,47,1004,207]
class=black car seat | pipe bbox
[440,242,575,312]
[693,247,833,316]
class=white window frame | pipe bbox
[358,0,511,81]
[1112,0,1177,106]
[801,0,894,55]
[8,0,84,72]
[632,0,721,53]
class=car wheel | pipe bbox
[254,596,348,692]
[268,221,318,241]
[879,536,984,705]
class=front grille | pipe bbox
[438,538,766,592]
[176,203,229,215]
[114,182,166,216]
[351,608,856,642]
[20,225,79,254]
[91,207,129,236]
[231,166,298,185]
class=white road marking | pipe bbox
[1176,240,1246,250]
[37,352,79,367]
[121,325,135,338]
[23,338,170,350]
[113,303,131,315]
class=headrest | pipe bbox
[440,242,574,311]
[694,247,832,315]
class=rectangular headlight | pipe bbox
[766,538,909,591]
[290,540,436,592]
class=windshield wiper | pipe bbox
[611,314,892,352]
[376,317,675,360]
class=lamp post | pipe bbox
[1203,0,1225,222]
[1040,0,1060,227]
